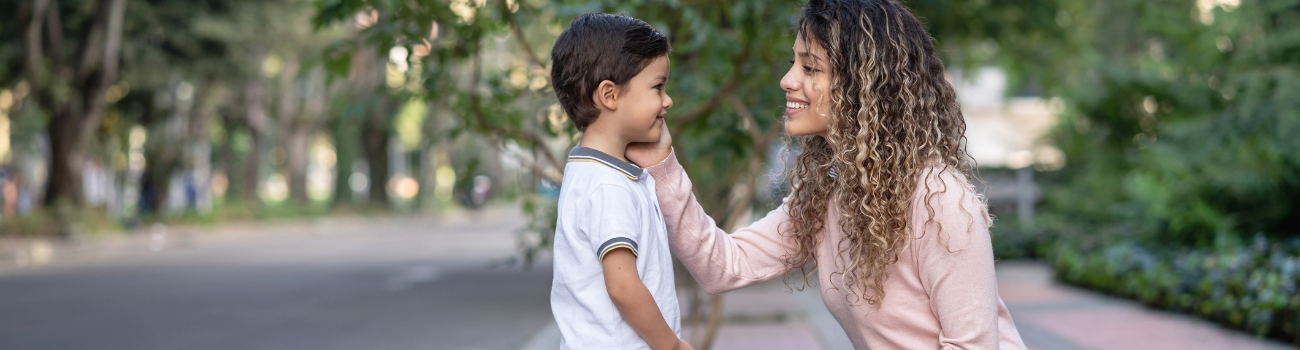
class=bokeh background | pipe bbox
[0,0,1296,349]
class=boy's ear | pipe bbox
[593,80,620,112]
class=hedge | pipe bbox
[994,224,1300,345]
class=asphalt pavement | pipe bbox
[0,209,553,350]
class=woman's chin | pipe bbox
[784,123,813,137]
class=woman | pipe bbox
[626,0,1027,348]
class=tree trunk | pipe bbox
[217,115,240,202]
[275,58,314,205]
[139,81,194,216]
[415,140,432,210]
[186,83,217,213]
[240,67,269,203]
[44,111,83,207]
[329,118,360,209]
[361,98,392,208]
[285,131,309,205]
[33,0,127,209]
[240,129,264,202]
[289,68,327,205]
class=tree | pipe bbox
[13,0,127,209]
[311,0,804,347]
[964,0,1300,245]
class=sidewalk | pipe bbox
[998,261,1294,350]
[0,207,515,274]
[521,262,1295,350]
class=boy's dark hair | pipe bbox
[550,13,671,132]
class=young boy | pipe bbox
[549,13,689,350]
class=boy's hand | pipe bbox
[627,121,673,168]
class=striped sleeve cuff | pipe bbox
[597,237,639,261]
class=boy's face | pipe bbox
[616,56,673,143]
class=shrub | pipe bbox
[1045,234,1300,344]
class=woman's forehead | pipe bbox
[792,34,828,59]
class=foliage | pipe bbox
[953,1,1299,341]
[310,0,814,265]
[1036,0,1300,246]
[992,215,1300,344]
[1049,234,1300,343]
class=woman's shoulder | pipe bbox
[912,166,979,201]
[908,165,991,239]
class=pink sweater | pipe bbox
[646,151,1027,350]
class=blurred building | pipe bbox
[951,68,1063,223]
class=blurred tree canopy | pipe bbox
[3,0,351,226]
[1,0,1291,249]
[310,0,811,258]
[1017,0,1300,247]
[304,0,1082,247]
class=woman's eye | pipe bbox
[789,59,796,64]
[803,66,814,73]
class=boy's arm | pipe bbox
[602,248,693,350]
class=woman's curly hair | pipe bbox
[782,0,981,307]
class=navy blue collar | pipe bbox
[568,147,644,181]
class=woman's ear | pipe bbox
[593,80,620,112]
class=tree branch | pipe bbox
[726,93,782,150]
[23,0,52,82]
[496,141,563,184]
[671,43,752,136]
[465,36,565,183]
[78,0,127,142]
[499,0,547,73]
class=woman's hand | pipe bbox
[626,122,673,168]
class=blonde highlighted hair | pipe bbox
[782,0,982,307]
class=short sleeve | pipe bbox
[581,184,644,261]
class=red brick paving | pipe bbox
[708,324,823,350]
[997,262,1294,350]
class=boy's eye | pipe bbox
[654,84,664,90]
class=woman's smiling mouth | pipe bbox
[786,97,809,116]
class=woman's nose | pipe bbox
[780,69,800,92]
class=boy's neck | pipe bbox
[578,132,631,164]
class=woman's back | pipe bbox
[811,167,1025,349]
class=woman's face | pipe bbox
[780,33,833,137]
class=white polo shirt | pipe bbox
[551,146,679,350]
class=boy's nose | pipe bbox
[664,94,673,109]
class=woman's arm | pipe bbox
[913,171,1002,349]
[644,150,807,294]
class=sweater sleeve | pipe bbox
[645,149,806,295]
[913,171,1001,350]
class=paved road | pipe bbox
[6,210,1293,350]
[0,209,554,350]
